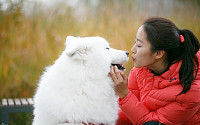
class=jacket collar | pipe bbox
[146,61,181,80]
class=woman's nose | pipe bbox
[131,45,136,54]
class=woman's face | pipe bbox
[131,25,157,68]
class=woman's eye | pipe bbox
[106,47,110,50]
[134,41,141,47]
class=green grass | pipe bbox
[8,112,33,125]
[0,0,200,124]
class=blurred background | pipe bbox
[0,0,200,124]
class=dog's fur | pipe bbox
[32,36,129,125]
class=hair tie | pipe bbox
[179,35,184,43]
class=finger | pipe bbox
[120,71,128,81]
[109,66,114,74]
[114,66,123,82]
[110,66,118,84]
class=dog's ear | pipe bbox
[65,37,91,61]
[66,46,89,57]
[65,36,75,47]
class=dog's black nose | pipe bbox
[126,52,129,56]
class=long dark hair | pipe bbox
[143,17,200,94]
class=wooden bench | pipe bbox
[1,98,34,124]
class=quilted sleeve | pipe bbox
[116,67,141,124]
[128,68,140,99]
[119,91,150,125]
[116,108,133,125]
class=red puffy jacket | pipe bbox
[117,51,200,125]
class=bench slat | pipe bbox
[27,98,34,105]
[14,98,21,106]
[21,98,28,105]
[2,99,8,106]
[8,99,14,106]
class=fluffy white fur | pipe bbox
[32,36,129,125]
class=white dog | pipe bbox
[32,36,129,125]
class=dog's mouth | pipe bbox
[111,64,125,71]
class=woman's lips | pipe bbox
[132,57,135,61]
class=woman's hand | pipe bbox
[109,66,129,99]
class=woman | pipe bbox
[110,17,200,125]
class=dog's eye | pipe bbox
[106,47,110,50]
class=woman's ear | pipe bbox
[155,50,165,59]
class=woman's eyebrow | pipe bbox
[136,38,144,43]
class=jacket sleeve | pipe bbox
[116,68,141,124]
[118,81,200,125]
[118,91,150,125]
[128,68,140,99]
[116,108,133,125]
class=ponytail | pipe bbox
[179,29,200,94]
